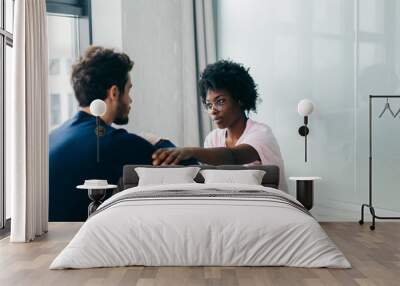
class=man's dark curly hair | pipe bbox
[71,46,134,107]
[198,60,259,113]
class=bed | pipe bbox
[50,165,350,269]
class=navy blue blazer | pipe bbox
[49,111,175,221]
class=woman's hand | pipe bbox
[152,147,194,165]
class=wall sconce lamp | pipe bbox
[90,99,107,163]
[297,99,314,162]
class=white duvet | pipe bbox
[50,183,351,269]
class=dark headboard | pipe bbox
[122,165,280,189]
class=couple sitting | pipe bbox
[49,46,286,222]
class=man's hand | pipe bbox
[152,147,194,165]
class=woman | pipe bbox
[152,60,286,190]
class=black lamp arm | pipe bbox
[298,116,309,162]
[95,117,106,163]
[96,117,100,163]
[298,116,309,137]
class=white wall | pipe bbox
[91,0,123,49]
[217,0,400,217]
[89,0,400,219]
[92,0,198,146]
[121,0,185,145]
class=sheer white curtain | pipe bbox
[194,0,216,144]
[7,0,48,242]
[181,0,216,146]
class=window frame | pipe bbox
[46,0,92,43]
[0,0,13,233]
[47,0,92,132]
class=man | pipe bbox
[49,46,175,221]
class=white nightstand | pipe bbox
[77,182,117,217]
[289,177,321,210]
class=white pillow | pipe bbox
[135,167,200,186]
[200,169,266,185]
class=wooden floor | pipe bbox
[0,222,399,286]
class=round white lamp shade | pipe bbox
[297,99,314,116]
[90,99,107,117]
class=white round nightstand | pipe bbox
[289,177,321,210]
[77,183,117,217]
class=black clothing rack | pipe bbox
[359,95,400,230]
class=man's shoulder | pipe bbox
[108,128,154,148]
[49,112,90,139]
[110,127,144,140]
[49,119,77,148]
[105,128,155,164]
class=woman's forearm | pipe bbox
[188,147,235,165]
[152,145,260,166]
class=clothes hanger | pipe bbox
[394,106,400,118]
[378,98,395,118]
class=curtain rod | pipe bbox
[370,95,400,98]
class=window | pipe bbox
[5,0,13,33]
[49,58,61,75]
[50,93,61,127]
[47,15,80,131]
[68,92,78,118]
[47,0,91,132]
[65,58,73,74]
[1,0,14,232]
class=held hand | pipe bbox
[152,148,193,165]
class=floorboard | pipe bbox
[1,222,399,286]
